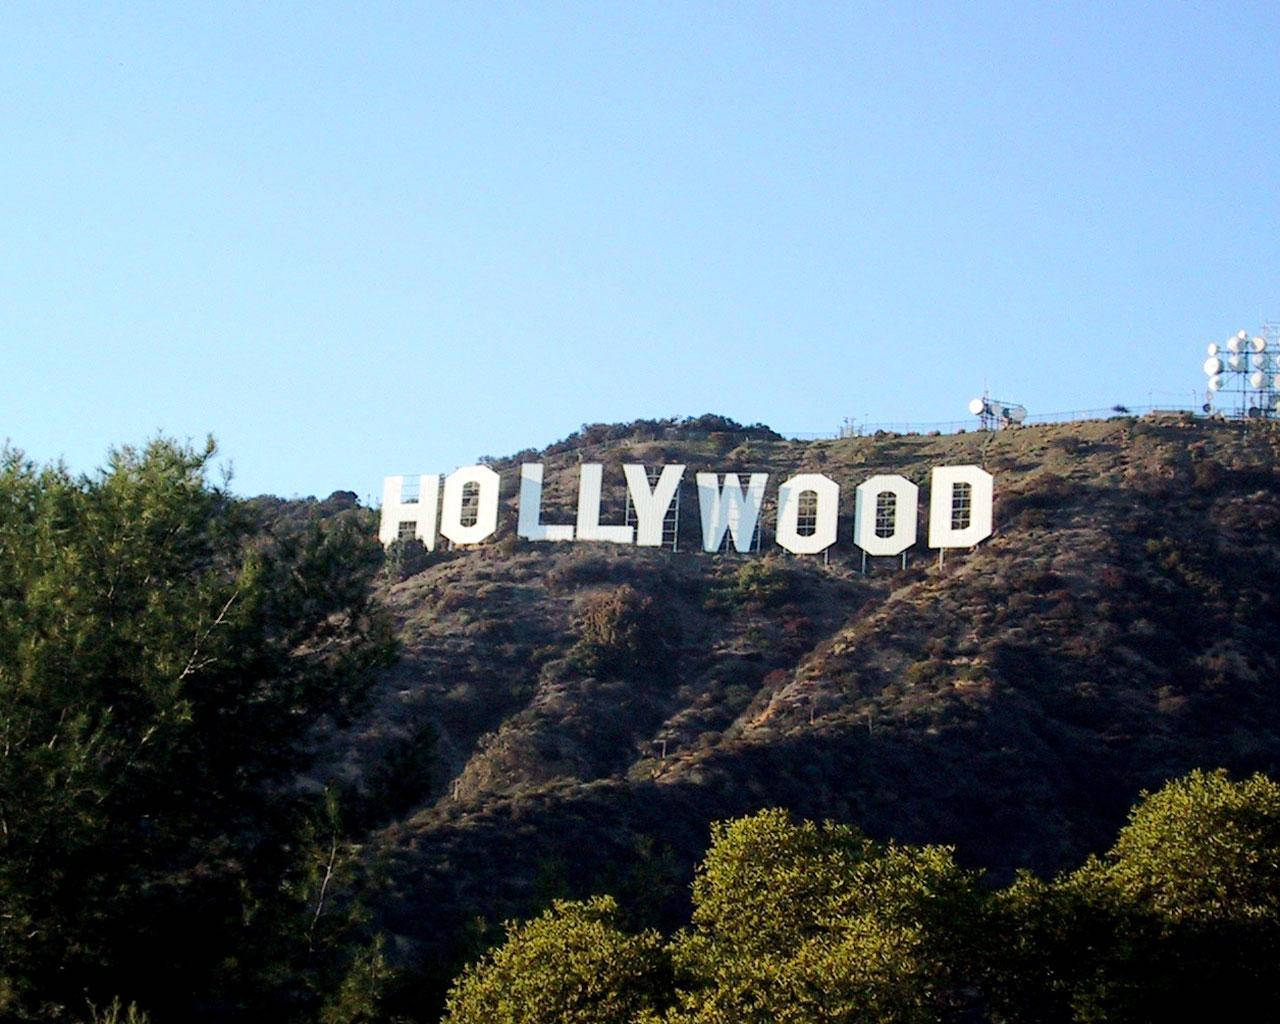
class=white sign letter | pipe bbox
[576,464,634,544]
[854,474,918,556]
[623,464,685,547]
[696,472,768,553]
[440,465,500,546]
[928,465,994,548]
[379,474,440,549]
[517,464,574,541]
[775,473,839,555]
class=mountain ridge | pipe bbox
[326,412,1280,1000]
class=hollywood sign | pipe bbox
[379,463,993,558]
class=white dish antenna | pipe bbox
[1203,324,1278,420]
[968,394,1027,428]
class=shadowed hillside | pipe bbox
[325,413,1280,1008]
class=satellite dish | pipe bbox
[1273,373,1280,390]
[1202,402,1212,413]
[1248,406,1262,419]
[1253,336,1268,352]
[1238,330,1249,341]
[1207,342,1220,356]
[1251,353,1268,370]
[1008,405,1027,423]
[968,398,986,415]
[1209,375,1225,391]
[1204,356,1223,375]
[1250,370,1267,389]
[1228,336,1244,353]
[1228,353,1247,370]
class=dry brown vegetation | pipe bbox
[318,414,1280,1015]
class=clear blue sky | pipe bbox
[4,3,1278,500]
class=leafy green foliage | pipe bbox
[988,770,1280,1022]
[1103,768,1280,925]
[666,809,985,1024]
[442,896,671,1024]
[0,439,395,1020]
[437,773,1280,1024]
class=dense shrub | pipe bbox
[705,558,791,611]
[570,585,673,679]
[382,537,435,581]
[442,897,671,1024]
[989,769,1280,1022]
[668,809,985,1024]
[439,772,1280,1024]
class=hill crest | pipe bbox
[335,412,1280,982]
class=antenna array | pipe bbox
[968,392,1027,431]
[1203,325,1280,419]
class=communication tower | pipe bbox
[1202,324,1279,419]
[968,393,1027,431]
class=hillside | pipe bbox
[331,413,1280,1005]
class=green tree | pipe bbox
[667,809,986,1024]
[442,896,672,1024]
[0,439,395,1020]
[987,769,1280,1023]
[1102,768,1280,927]
[986,871,1119,1024]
